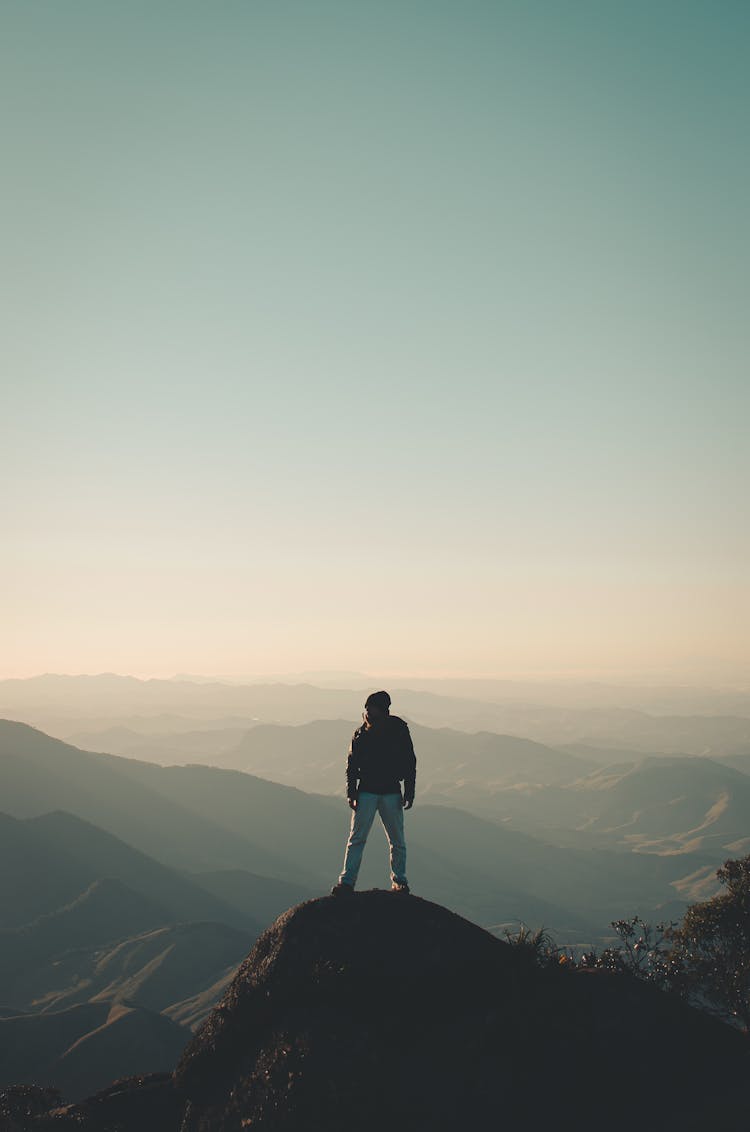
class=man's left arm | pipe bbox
[402,724,416,809]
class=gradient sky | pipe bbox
[3,0,749,681]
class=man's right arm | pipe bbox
[346,730,361,804]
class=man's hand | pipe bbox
[403,798,413,810]
[348,798,358,810]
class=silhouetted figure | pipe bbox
[331,690,417,896]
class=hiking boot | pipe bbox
[330,882,354,897]
[391,882,410,894]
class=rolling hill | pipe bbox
[0,812,264,1014]
[0,719,321,883]
[443,756,750,856]
[16,921,251,1017]
[211,719,595,793]
[0,807,263,933]
[0,1000,187,1101]
[2,878,166,968]
[81,717,748,866]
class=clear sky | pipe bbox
[3,0,748,682]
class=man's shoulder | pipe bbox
[389,715,410,730]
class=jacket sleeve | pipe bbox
[346,730,361,800]
[401,723,416,804]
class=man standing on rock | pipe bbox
[331,690,416,896]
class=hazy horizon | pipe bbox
[4,1,748,684]
[3,667,750,695]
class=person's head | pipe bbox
[364,690,391,727]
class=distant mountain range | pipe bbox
[0,719,727,934]
[3,672,750,754]
[547,757,750,855]
[88,718,596,787]
[5,669,750,710]
[62,716,750,860]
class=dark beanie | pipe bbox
[365,690,391,712]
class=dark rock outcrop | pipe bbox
[0,1073,180,1131]
[175,892,749,1132]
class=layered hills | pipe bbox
[0,808,262,936]
[186,718,597,789]
[0,720,718,935]
[6,919,250,1018]
[218,722,750,855]
[65,715,750,858]
[423,752,750,855]
[4,672,750,754]
[0,808,280,1097]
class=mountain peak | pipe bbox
[174,892,747,1132]
[175,891,507,1108]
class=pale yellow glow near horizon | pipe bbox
[4,555,748,684]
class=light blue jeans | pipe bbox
[338,791,407,887]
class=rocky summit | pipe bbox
[175,891,747,1132]
[4,891,748,1131]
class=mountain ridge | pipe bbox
[0,719,726,934]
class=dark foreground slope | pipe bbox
[175,893,748,1132]
[4,892,749,1132]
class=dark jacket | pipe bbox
[346,715,417,803]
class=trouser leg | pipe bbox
[378,793,407,886]
[338,792,378,886]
